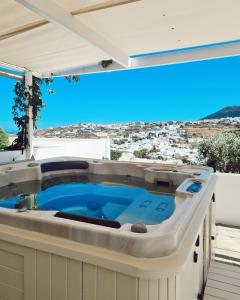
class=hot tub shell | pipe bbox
[0,158,216,300]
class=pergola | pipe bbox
[1,0,240,158]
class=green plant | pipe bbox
[181,156,203,166]
[8,76,45,150]
[64,75,80,83]
[8,79,30,150]
[113,139,127,145]
[149,145,158,153]
[0,129,9,149]
[111,150,122,160]
[182,157,194,165]
[133,148,149,159]
[198,132,240,173]
[8,75,80,150]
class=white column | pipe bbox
[25,71,34,159]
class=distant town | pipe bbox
[35,117,240,164]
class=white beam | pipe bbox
[25,71,34,160]
[39,41,240,77]
[15,0,129,68]
[0,61,25,73]
[130,41,240,69]
[0,70,23,80]
[39,61,123,78]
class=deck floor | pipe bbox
[204,225,240,299]
[215,225,240,266]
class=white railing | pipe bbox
[215,173,240,227]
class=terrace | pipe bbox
[0,1,240,300]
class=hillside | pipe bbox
[201,106,240,120]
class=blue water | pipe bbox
[0,183,175,225]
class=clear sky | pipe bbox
[1,55,240,132]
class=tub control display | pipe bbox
[187,182,202,193]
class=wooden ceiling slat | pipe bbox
[0,0,141,41]
[72,0,141,16]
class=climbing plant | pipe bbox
[8,78,30,150]
[64,75,80,84]
[8,75,80,151]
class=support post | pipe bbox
[25,71,34,160]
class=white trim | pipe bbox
[16,0,129,68]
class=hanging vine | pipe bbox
[30,77,46,128]
[8,78,29,150]
[8,75,80,151]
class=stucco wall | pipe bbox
[33,138,110,160]
[0,150,26,164]
[215,173,240,226]
[0,138,110,164]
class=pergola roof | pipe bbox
[1,0,240,78]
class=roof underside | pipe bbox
[1,0,240,77]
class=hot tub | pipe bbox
[0,158,215,258]
[0,158,217,300]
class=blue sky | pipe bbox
[1,55,240,132]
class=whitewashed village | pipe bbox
[34,116,240,164]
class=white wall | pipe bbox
[0,150,26,164]
[0,138,110,164]
[215,173,240,226]
[33,138,110,160]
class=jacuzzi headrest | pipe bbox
[55,211,121,228]
[41,160,89,173]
